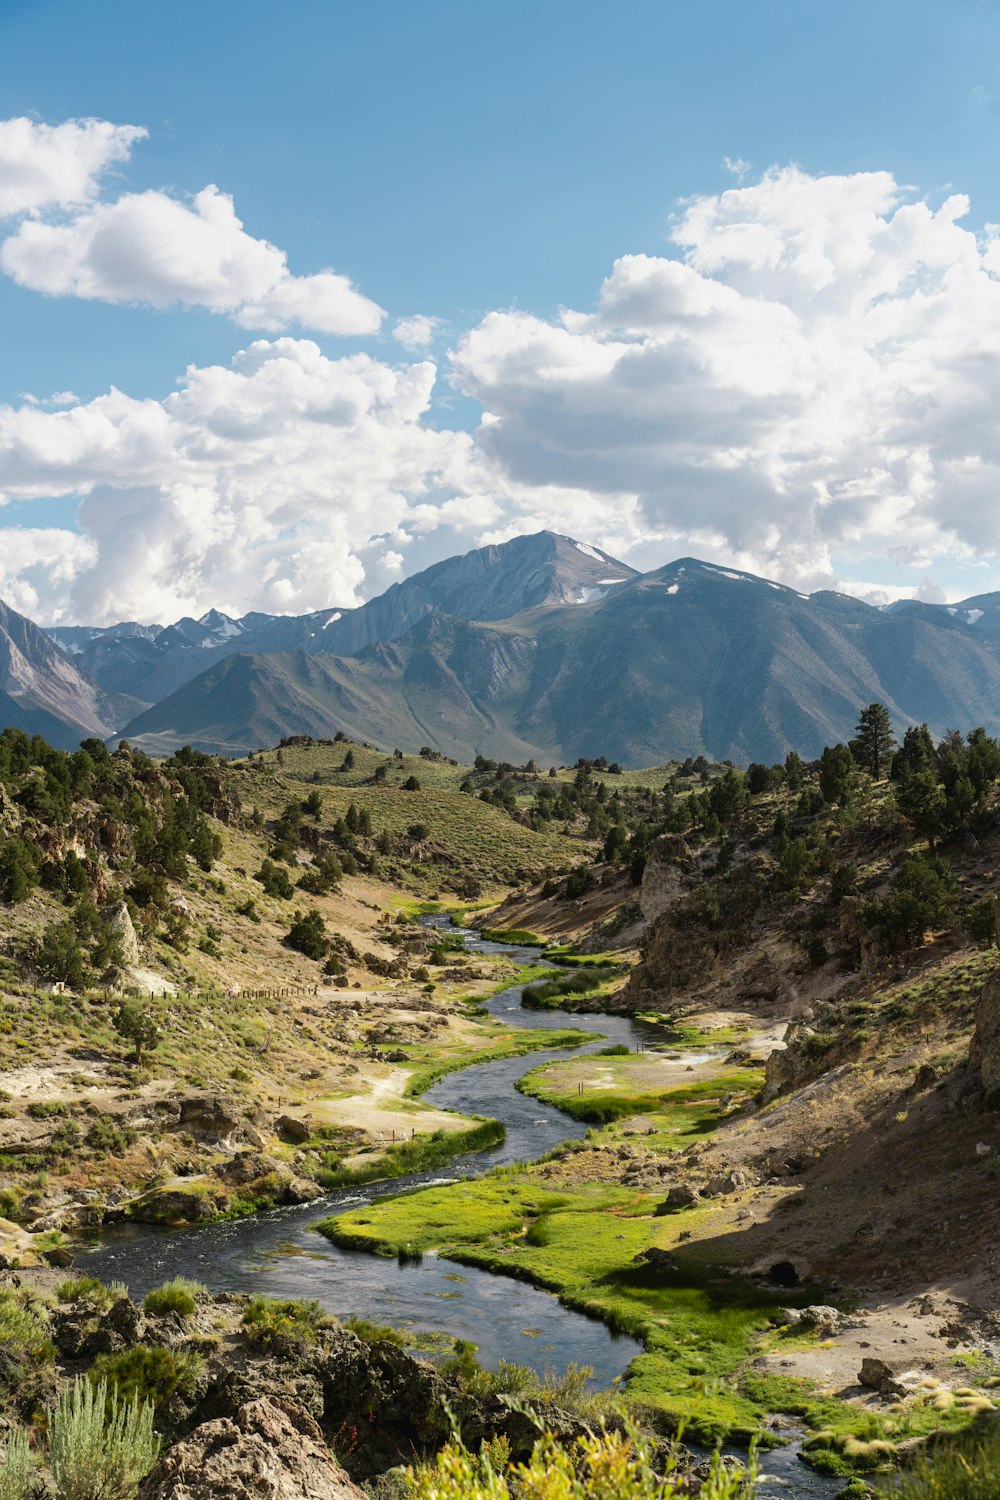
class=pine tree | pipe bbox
[851,702,897,779]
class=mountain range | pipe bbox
[13,531,1000,765]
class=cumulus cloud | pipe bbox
[451,165,1000,590]
[1,183,384,335]
[0,116,383,335]
[393,314,444,349]
[0,116,145,217]
[0,339,486,623]
[8,162,1000,623]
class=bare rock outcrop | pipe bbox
[104,899,142,966]
[638,835,692,923]
[138,1397,366,1500]
[969,970,1000,1093]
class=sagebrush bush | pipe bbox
[48,1377,159,1500]
[0,1429,30,1500]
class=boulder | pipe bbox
[213,1152,282,1187]
[275,1114,312,1144]
[859,1357,896,1390]
[130,1184,218,1224]
[761,1021,819,1102]
[283,1177,323,1205]
[703,1169,749,1197]
[178,1096,244,1141]
[799,1305,848,1335]
[638,836,691,923]
[970,971,1000,1093]
[653,1183,700,1214]
[137,1397,366,1500]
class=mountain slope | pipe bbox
[0,599,129,748]
[50,532,636,704]
[116,559,1000,764]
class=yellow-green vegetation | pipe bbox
[142,1277,204,1317]
[405,1428,753,1500]
[743,1371,1000,1477]
[402,1024,595,1097]
[322,1172,797,1443]
[323,1173,996,1465]
[314,1117,506,1189]
[517,1054,762,1127]
[892,1422,1000,1499]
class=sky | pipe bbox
[3,0,1000,624]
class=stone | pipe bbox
[632,1247,678,1271]
[761,1021,820,1103]
[969,971,1000,1092]
[130,1185,218,1224]
[703,1169,749,1197]
[275,1114,312,1144]
[212,1151,281,1186]
[178,1095,243,1141]
[137,1397,366,1500]
[859,1357,896,1390]
[283,1177,323,1205]
[799,1305,847,1335]
[638,835,691,923]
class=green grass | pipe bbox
[315,1118,505,1190]
[321,1171,997,1460]
[402,1026,594,1097]
[480,927,547,946]
[517,1064,762,1127]
[320,1172,795,1444]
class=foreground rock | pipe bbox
[138,1398,366,1500]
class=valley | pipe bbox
[0,715,999,1497]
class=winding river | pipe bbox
[82,920,840,1496]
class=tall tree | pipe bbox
[852,702,897,779]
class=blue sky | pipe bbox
[2,0,1000,622]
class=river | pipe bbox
[81,919,840,1496]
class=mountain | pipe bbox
[0,599,142,750]
[112,557,1000,764]
[47,532,636,705]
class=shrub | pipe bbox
[0,1287,53,1363]
[405,1429,752,1499]
[0,1429,29,1500]
[143,1277,204,1317]
[113,1001,160,1066]
[255,859,293,899]
[285,907,327,960]
[242,1295,324,1350]
[48,1377,159,1500]
[89,1345,203,1415]
[57,1276,107,1305]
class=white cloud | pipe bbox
[451,165,1000,591]
[1,182,384,335]
[0,339,485,624]
[0,116,145,217]
[393,314,443,349]
[8,162,1000,624]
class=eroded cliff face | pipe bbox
[628,853,774,1009]
[969,968,1000,1093]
